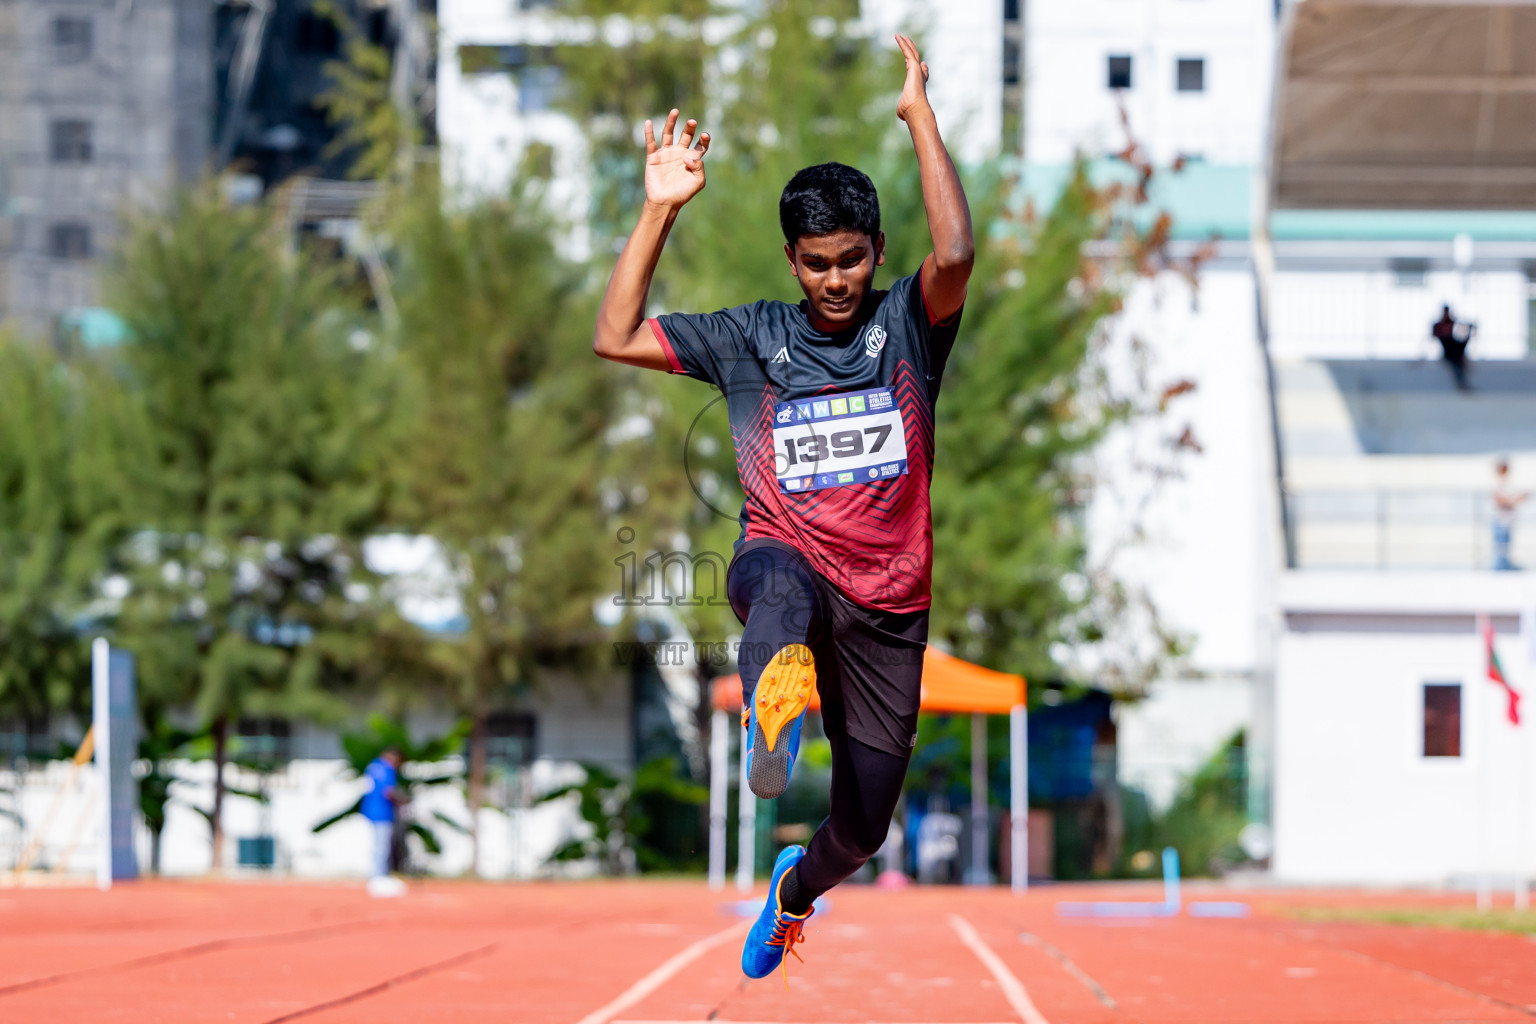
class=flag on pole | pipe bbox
[1485,616,1522,726]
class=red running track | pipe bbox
[0,879,1532,1023]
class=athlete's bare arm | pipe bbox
[895,34,974,322]
[593,109,712,371]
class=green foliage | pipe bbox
[379,169,625,815]
[660,2,911,314]
[0,336,94,719]
[315,3,417,181]
[1123,730,1248,878]
[97,182,388,864]
[1288,904,1536,935]
[136,712,200,873]
[103,183,384,722]
[539,755,706,874]
[551,1,716,236]
[928,167,1126,678]
[312,714,471,859]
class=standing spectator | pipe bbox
[362,747,406,897]
[1432,305,1474,391]
[1493,458,1529,571]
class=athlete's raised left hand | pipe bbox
[644,108,712,210]
[895,34,932,123]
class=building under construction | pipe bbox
[0,0,429,341]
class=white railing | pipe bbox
[1287,488,1536,570]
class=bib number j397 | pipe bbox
[771,386,908,493]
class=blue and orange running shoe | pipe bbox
[744,644,816,799]
[742,845,813,984]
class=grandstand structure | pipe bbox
[1027,0,1536,883]
[1263,0,1536,885]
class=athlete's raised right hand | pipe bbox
[644,109,711,210]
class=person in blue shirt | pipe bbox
[361,747,404,895]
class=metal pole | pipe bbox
[708,710,728,891]
[969,713,989,884]
[1009,704,1028,893]
[736,730,756,893]
[91,638,111,892]
[1478,614,1492,911]
[1521,600,1535,910]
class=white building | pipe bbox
[1028,0,1536,890]
[1263,0,1536,885]
[1023,0,1279,822]
[436,0,1013,213]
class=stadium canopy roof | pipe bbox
[709,645,1025,716]
[1271,0,1536,210]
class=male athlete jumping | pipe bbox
[594,35,972,982]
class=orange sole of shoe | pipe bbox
[753,644,816,752]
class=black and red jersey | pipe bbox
[649,271,961,613]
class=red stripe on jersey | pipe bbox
[646,318,686,375]
[736,360,935,612]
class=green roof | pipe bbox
[1019,161,1253,241]
[1269,209,1536,243]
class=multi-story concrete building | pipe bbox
[0,0,212,339]
[0,0,429,341]
[1028,0,1536,886]
[1264,0,1536,886]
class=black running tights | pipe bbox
[726,543,910,905]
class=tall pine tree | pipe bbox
[382,170,623,874]
[100,184,386,870]
[0,336,94,724]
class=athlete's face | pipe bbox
[785,229,885,329]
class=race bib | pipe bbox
[772,386,909,494]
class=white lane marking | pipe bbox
[948,914,1052,1024]
[575,922,748,1024]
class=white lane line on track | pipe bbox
[948,914,1053,1024]
[575,922,748,1024]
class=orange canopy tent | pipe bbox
[706,646,1030,893]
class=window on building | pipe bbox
[1392,257,1429,288]
[1176,58,1205,93]
[237,716,293,763]
[518,64,564,113]
[1004,0,1020,20]
[50,120,92,162]
[482,710,536,767]
[1004,37,1020,87]
[53,16,92,64]
[294,11,340,55]
[1107,55,1133,90]
[1525,263,1536,358]
[49,222,91,259]
[1423,683,1462,757]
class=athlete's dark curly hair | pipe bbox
[779,163,881,244]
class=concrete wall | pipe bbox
[1024,0,1274,165]
[0,0,211,335]
[0,670,633,880]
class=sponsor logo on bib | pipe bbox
[771,386,910,494]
